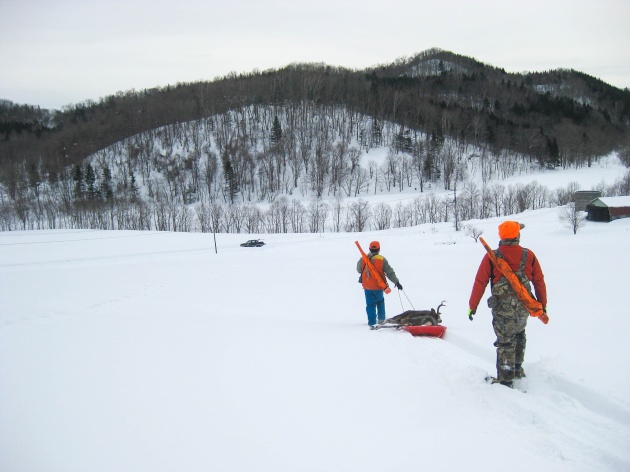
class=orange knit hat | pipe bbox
[369,241,380,251]
[498,221,525,240]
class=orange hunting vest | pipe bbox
[361,255,386,291]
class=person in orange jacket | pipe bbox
[468,221,547,387]
[356,241,402,328]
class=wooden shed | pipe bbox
[586,196,630,222]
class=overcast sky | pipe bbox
[1,0,629,110]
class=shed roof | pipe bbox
[588,196,630,208]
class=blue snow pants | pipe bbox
[364,289,386,326]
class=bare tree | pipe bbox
[243,204,263,233]
[464,224,484,242]
[460,181,481,221]
[442,142,456,190]
[515,183,533,213]
[393,201,412,228]
[552,181,581,206]
[452,162,467,231]
[347,199,371,232]
[330,195,345,233]
[559,202,586,234]
[289,199,306,233]
[208,202,224,233]
[196,203,211,232]
[372,202,392,230]
[307,199,328,233]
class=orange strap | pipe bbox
[480,237,548,324]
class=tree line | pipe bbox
[2,166,628,233]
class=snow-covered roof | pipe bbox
[593,196,630,207]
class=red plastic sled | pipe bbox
[403,325,447,338]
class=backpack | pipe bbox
[488,248,533,307]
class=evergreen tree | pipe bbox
[129,172,139,200]
[222,152,238,204]
[371,120,382,147]
[271,116,283,147]
[547,137,560,168]
[395,129,413,154]
[85,163,97,199]
[100,164,113,200]
[72,164,84,200]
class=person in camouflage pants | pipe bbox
[467,222,547,388]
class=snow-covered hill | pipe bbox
[1,166,629,471]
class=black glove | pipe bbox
[468,308,476,321]
[395,282,403,290]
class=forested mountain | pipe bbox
[1,49,629,232]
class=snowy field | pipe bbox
[1,162,630,471]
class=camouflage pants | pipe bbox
[490,292,529,383]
